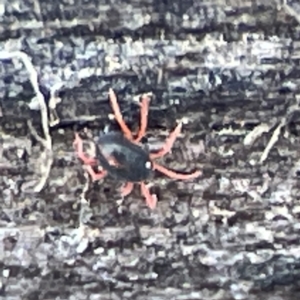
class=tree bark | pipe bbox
[1,0,300,299]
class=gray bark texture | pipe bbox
[1,0,300,299]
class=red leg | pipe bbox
[73,133,98,165]
[120,182,134,197]
[109,88,133,140]
[140,182,157,209]
[134,94,150,143]
[153,162,201,180]
[84,165,107,181]
[150,122,182,159]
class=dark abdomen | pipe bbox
[96,133,153,182]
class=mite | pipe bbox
[73,88,201,209]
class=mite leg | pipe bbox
[153,162,202,180]
[134,94,150,143]
[120,182,134,197]
[73,133,97,165]
[150,122,182,159]
[109,88,133,140]
[84,165,107,181]
[140,182,157,209]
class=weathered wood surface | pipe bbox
[1,0,300,299]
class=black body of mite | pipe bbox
[94,132,153,182]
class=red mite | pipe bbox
[73,88,201,209]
